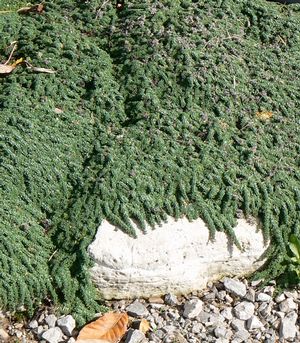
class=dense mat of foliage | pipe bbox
[1,0,300,324]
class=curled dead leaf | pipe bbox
[256,111,273,120]
[76,312,128,343]
[17,3,44,14]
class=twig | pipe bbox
[48,249,58,261]
[4,41,17,65]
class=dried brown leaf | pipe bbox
[30,66,55,74]
[0,64,16,74]
[17,3,44,14]
[256,111,273,120]
[76,312,128,343]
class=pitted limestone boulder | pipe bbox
[88,217,268,299]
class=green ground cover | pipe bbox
[1,0,300,324]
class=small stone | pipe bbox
[251,280,262,287]
[67,338,76,343]
[223,278,246,298]
[256,293,272,302]
[45,314,57,328]
[27,320,38,329]
[37,325,45,336]
[126,301,149,318]
[231,319,245,331]
[38,313,45,323]
[0,329,9,341]
[125,329,146,343]
[197,311,210,323]
[183,299,203,319]
[279,311,297,340]
[221,307,233,321]
[41,327,63,343]
[279,298,298,313]
[225,294,233,303]
[191,322,203,334]
[275,293,285,303]
[244,289,255,302]
[247,315,264,330]
[148,297,164,304]
[217,290,227,301]
[164,293,178,306]
[233,301,255,320]
[57,315,76,336]
[232,329,250,341]
[214,327,228,338]
[258,302,271,317]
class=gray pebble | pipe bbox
[56,315,75,336]
[125,329,146,343]
[164,293,178,306]
[126,301,149,318]
[223,278,246,298]
[279,311,297,340]
[45,314,57,329]
[233,301,255,320]
[183,299,203,319]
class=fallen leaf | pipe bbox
[76,312,128,343]
[138,319,150,334]
[256,111,273,120]
[30,66,56,74]
[0,64,16,74]
[17,3,44,14]
[0,58,23,75]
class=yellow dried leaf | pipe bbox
[76,312,128,343]
[256,111,273,120]
[138,319,150,334]
[11,57,24,67]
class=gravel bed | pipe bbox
[1,278,300,343]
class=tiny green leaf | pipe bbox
[289,234,300,260]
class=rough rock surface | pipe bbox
[88,217,267,299]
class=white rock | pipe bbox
[247,315,264,330]
[45,314,57,328]
[221,307,233,321]
[214,327,228,338]
[27,320,38,329]
[233,329,250,341]
[275,293,285,303]
[41,327,63,343]
[256,293,272,302]
[279,311,297,340]
[231,319,245,331]
[233,301,255,320]
[88,217,267,299]
[57,315,75,336]
[183,299,203,319]
[279,298,298,313]
[223,278,246,298]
